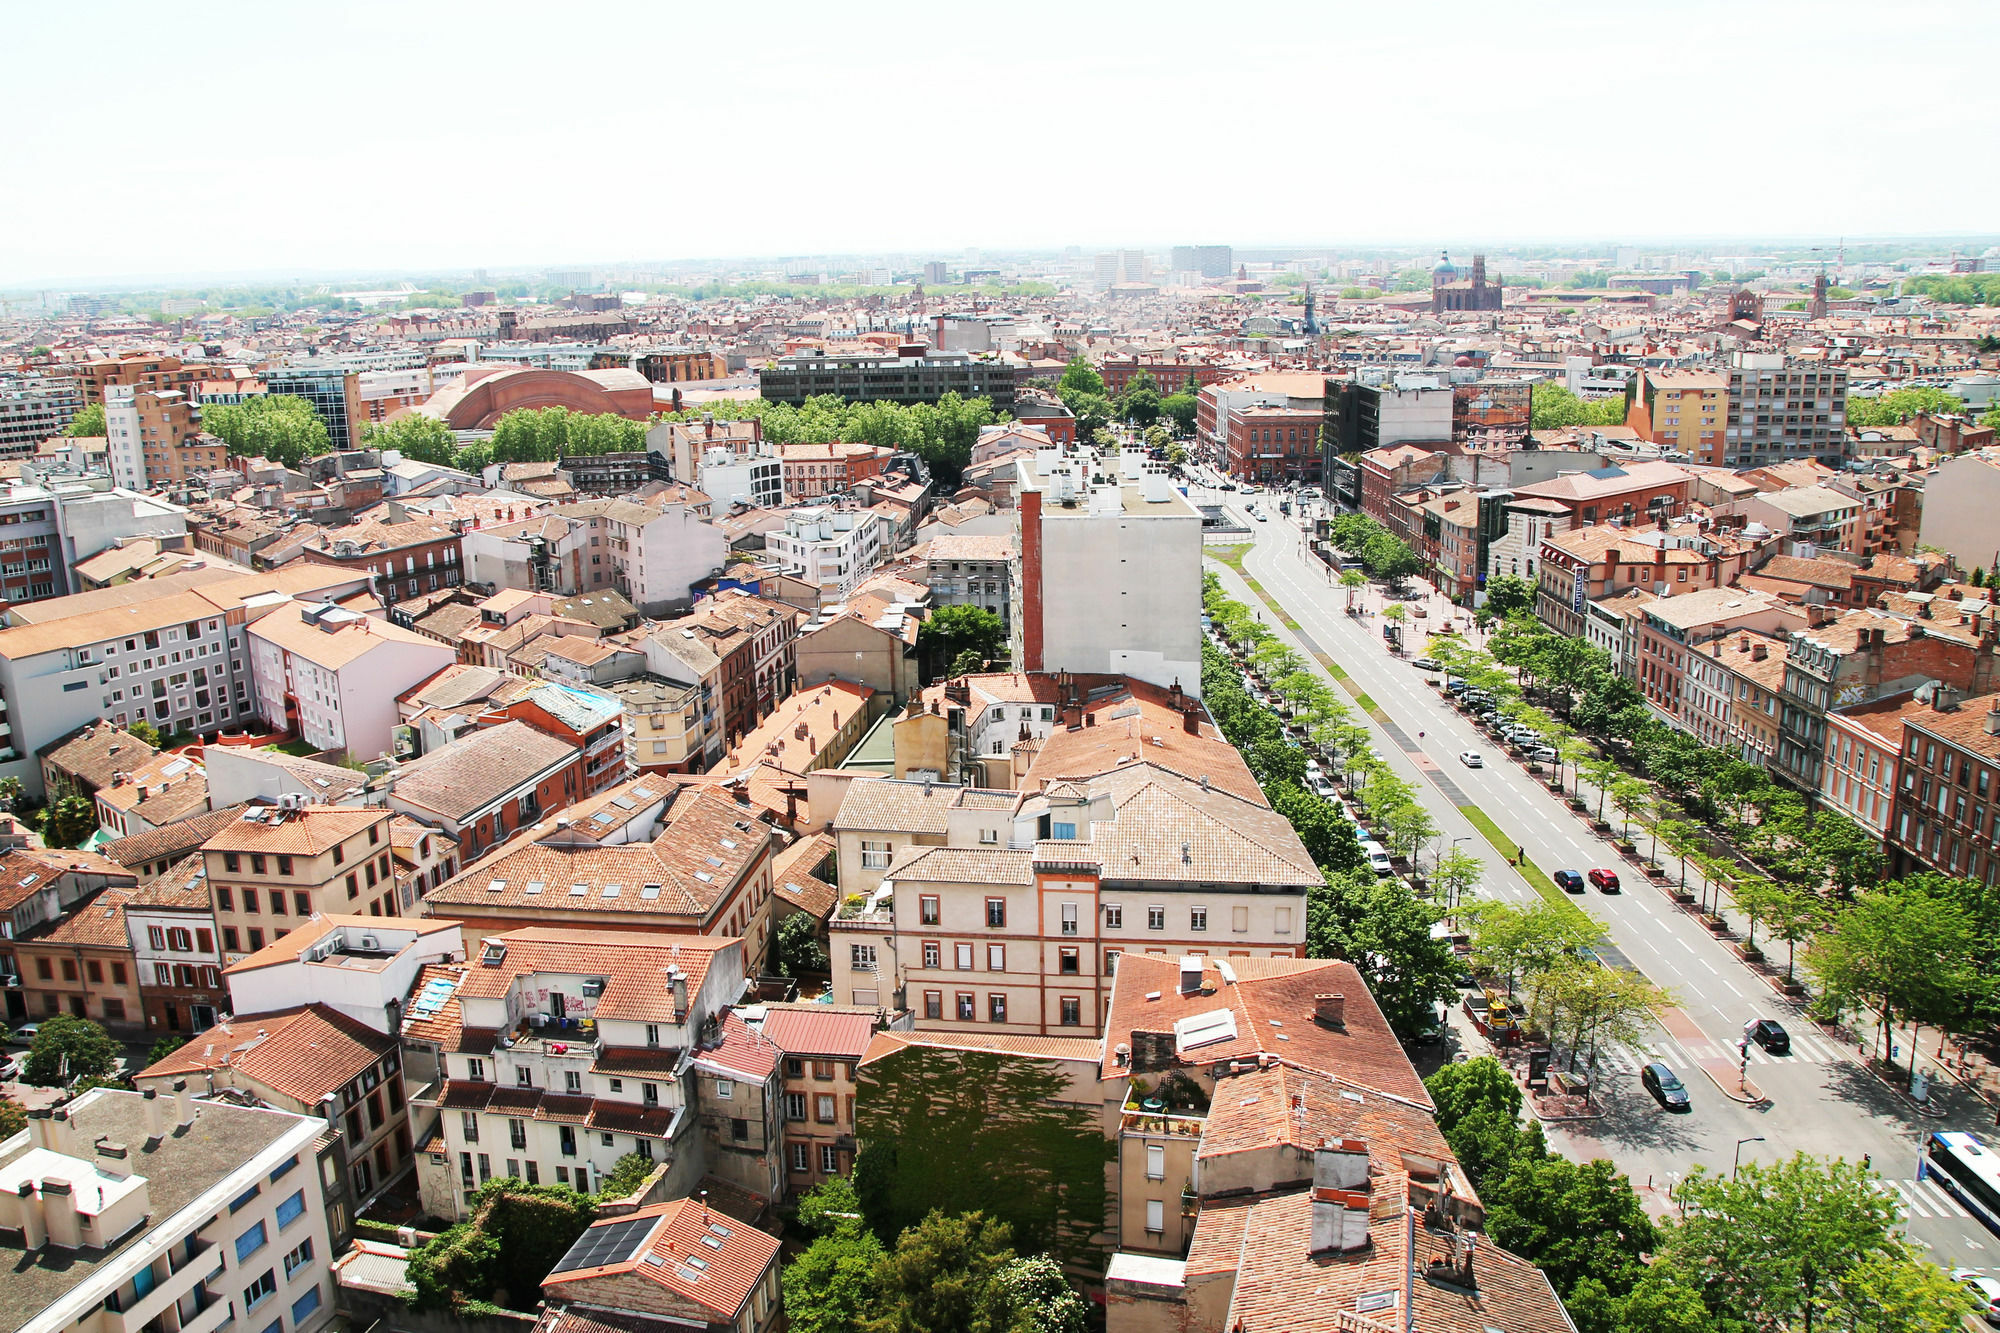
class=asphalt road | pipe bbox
[1196,483,2000,1272]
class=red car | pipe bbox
[1587,868,1620,894]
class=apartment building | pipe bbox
[779,441,893,500]
[0,376,82,456]
[14,888,146,1034]
[126,858,227,1036]
[298,508,464,604]
[1628,368,1728,464]
[1012,446,1202,696]
[2,1090,341,1333]
[205,806,399,963]
[1886,691,2000,885]
[829,762,1318,1035]
[1198,374,1333,462]
[66,353,217,406]
[1534,516,1764,640]
[1821,689,1933,839]
[137,1004,409,1206]
[650,416,765,483]
[674,591,800,742]
[759,1006,875,1191]
[0,565,372,798]
[1775,608,2000,794]
[247,602,456,760]
[222,914,463,1035]
[420,781,775,965]
[684,1008,783,1204]
[261,365,364,451]
[103,386,228,492]
[386,720,586,862]
[1724,352,1849,466]
[552,499,727,616]
[1634,588,1802,725]
[758,348,1016,412]
[1322,377,1454,461]
[924,532,1013,629]
[401,930,745,1220]
[763,507,885,605]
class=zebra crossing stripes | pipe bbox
[1886,1176,1971,1220]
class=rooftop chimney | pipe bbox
[1314,993,1347,1029]
[141,1090,165,1148]
[93,1138,131,1181]
[1309,1139,1373,1254]
[14,1181,45,1252]
[1179,955,1204,994]
[40,1178,81,1250]
[47,1109,76,1158]
[1986,701,2000,737]
[172,1077,196,1130]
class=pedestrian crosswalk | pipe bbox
[1582,1025,1849,1078]
[1885,1175,1972,1220]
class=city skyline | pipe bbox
[5,0,1997,285]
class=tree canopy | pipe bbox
[63,403,106,437]
[1845,386,1964,428]
[22,1013,119,1087]
[660,392,1000,487]
[200,395,332,468]
[1530,384,1628,431]
[362,413,463,467]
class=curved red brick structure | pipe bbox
[415,365,655,428]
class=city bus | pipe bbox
[1920,1131,2000,1234]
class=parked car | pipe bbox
[1952,1269,2000,1326]
[1458,751,1484,768]
[1588,868,1621,894]
[1445,680,1471,695]
[7,1023,38,1045]
[1361,841,1394,876]
[1527,746,1559,764]
[1412,657,1443,671]
[1311,778,1339,801]
[1553,869,1586,894]
[1641,1062,1691,1111]
[1745,1018,1791,1054]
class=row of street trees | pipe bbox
[1203,574,1464,1035]
[1321,511,1423,585]
[666,391,1002,486]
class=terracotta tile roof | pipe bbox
[413,929,738,1029]
[688,1008,779,1081]
[858,1028,1104,1069]
[923,533,1013,562]
[1101,954,1430,1107]
[542,1196,781,1321]
[35,888,135,948]
[1196,1064,1456,1173]
[95,754,210,825]
[1037,765,1319,887]
[885,844,1035,885]
[0,848,137,914]
[138,1004,395,1104]
[392,721,581,822]
[103,802,250,870]
[1214,1183,1574,1333]
[400,963,468,1047]
[771,834,836,920]
[127,853,210,909]
[37,725,158,788]
[423,786,768,921]
[830,777,956,835]
[757,1006,875,1060]
[204,804,386,855]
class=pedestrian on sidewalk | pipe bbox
[1516,845,1524,866]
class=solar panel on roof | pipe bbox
[550,1214,657,1273]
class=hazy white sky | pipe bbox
[5,0,1996,286]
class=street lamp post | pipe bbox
[1733,1136,1765,1180]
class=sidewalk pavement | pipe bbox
[1659,1006,1765,1105]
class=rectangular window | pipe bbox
[957,992,976,1021]
[784,1093,806,1121]
[243,1270,277,1312]
[275,1189,306,1229]
[955,942,974,969]
[1104,904,1123,928]
[1190,907,1208,932]
[1232,905,1250,933]
[821,1144,840,1174]
[283,1238,314,1280]
[860,839,892,870]
[290,1287,322,1325]
[922,940,940,968]
[1060,902,1078,936]
[1145,1199,1165,1234]
[1148,905,1165,931]
[850,943,877,970]
[919,894,939,924]
[816,1094,837,1123]
[235,1220,268,1262]
[987,943,1005,972]
[986,898,1006,927]
[790,1143,810,1172]
[989,994,1007,1023]
[1147,1143,1166,1180]
[1105,949,1121,975]
[1059,946,1079,975]
[923,990,942,1019]
[1061,996,1081,1026]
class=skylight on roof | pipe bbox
[487,880,506,893]
[570,883,588,896]
[602,884,621,898]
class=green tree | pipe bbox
[1546,959,1667,1078]
[1463,900,1598,1000]
[1160,392,1198,436]
[1482,573,1538,619]
[0,1099,23,1139]
[1486,1154,1656,1303]
[863,1210,1018,1333]
[1119,385,1162,428]
[22,1013,119,1087]
[1846,387,1964,428]
[1806,882,1988,1072]
[596,1151,657,1199]
[362,413,461,467]
[1431,846,1482,914]
[63,403,106,437]
[145,1034,186,1068]
[125,717,161,747]
[918,605,1007,676]
[1056,357,1104,398]
[785,1180,887,1332]
[991,1253,1088,1333]
[1657,1155,1962,1333]
[44,793,99,849]
[776,911,830,977]
[1530,384,1628,432]
[199,395,332,468]
[0,777,20,814]
[1423,1056,1548,1192]
[1269,784,1363,874]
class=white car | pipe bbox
[1311,778,1339,801]
[1458,751,1484,768]
[1361,840,1394,876]
[1952,1269,2000,1326]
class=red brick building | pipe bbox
[300,509,463,604]
[780,441,894,500]
[1223,404,1323,485]
[1101,355,1227,397]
